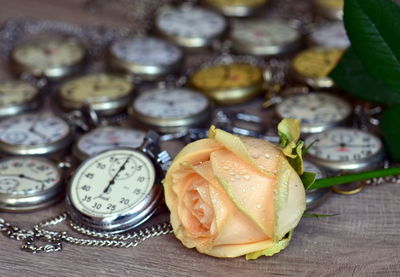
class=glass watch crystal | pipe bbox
[309,22,350,49]
[202,0,269,17]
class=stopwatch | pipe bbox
[11,36,86,79]
[308,22,350,49]
[58,73,134,115]
[291,47,344,89]
[0,111,73,156]
[230,19,301,56]
[201,0,269,17]
[276,92,352,134]
[190,62,264,105]
[0,79,41,117]
[314,0,344,20]
[109,36,183,80]
[0,156,64,211]
[305,128,385,172]
[155,5,227,48]
[73,126,146,162]
[128,87,212,133]
[303,160,330,210]
[67,140,171,232]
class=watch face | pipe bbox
[59,73,133,107]
[231,20,299,51]
[0,112,70,147]
[133,88,209,119]
[12,37,85,71]
[303,160,325,179]
[156,6,226,39]
[76,126,146,159]
[69,149,156,218]
[292,48,344,78]
[0,80,38,108]
[191,63,263,91]
[276,93,351,132]
[305,128,383,163]
[111,37,182,66]
[0,157,61,196]
[310,22,350,49]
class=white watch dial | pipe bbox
[276,93,351,128]
[133,88,209,119]
[76,126,146,158]
[310,22,350,49]
[231,20,299,47]
[69,149,156,218]
[156,6,226,39]
[111,37,182,66]
[0,80,38,107]
[303,160,326,179]
[0,157,61,195]
[0,112,70,146]
[305,128,383,162]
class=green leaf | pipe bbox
[302,213,338,218]
[329,47,400,104]
[301,171,316,190]
[308,167,400,190]
[380,105,400,162]
[278,118,300,148]
[344,0,400,91]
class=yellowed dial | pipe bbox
[292,48,343,79]
[0,80,38,106]
[314,0,343,20]
[59,73,133,113]
[12,37,85,76]
[190,63,263,105]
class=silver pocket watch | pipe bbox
[276,92,352,134]
[0,111,73,156]
[0,79,41,118]
[305,127,385,172]
[109,36,184,81]
[303,160,330,210]
[73,126,146,162]
[67,131,171,233]
[154,4,227,48]
[201,0,269,17]
[128,86,212,133]
[308,22,350,49]
[0,156,64,211]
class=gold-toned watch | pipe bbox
[201,0,269,17]
[10,36,86,80]
[189,62,265,105]
[58,73,134,116]
[0,79,41,117]
[291,47,344,89]
[314,0,343,20]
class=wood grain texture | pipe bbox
[0,1,400,276]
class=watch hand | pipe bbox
[103,156,131,193]
[3,174,43,183]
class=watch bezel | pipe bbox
[201,0,269,17]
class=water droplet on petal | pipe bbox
[252,152,260,159]
[256,204,261,209]
[235,175,240,180]
[264,153,270,159]
[223,166,230,170]
[242,188,246,192]
[229,171,235,176]
[230,177,236,182]
[251,186,256,191]
[244,175,251,180]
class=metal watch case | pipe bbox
[201,0,269,17]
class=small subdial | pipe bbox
[108,157,137,180]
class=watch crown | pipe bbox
[157,150,172,172]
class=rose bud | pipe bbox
[163,119,307,259]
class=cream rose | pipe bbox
[163,123,306,259]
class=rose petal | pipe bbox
[203,239,276,258]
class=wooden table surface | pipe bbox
[0,1,400,276]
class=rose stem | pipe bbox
[308,167,400,190]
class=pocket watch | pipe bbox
[229,19,301,56]
[0,111,73,156]
[67,133,171,232]
[291,47,344,89]
[0,79,41,117]
[154,5,227,48]
[58,73,134,116]
[201,0,269,17]
[303,160,330,210]
[304,127,385,172]
[73,126,146,162]
[190,62,264,105]
[109,36,184,80]
[314,0,344,20]
[128,87,212,133]
[0,156,64,211]
[308,22,350,49]
[11,36,86,80]
[276,92,352,134]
